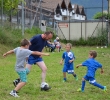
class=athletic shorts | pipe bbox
[28,55,43,65]
[17,68,29,82]
[83,75,96,83]
[63,64,74,74]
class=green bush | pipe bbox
[0,25,108,47]
[87,37,98,46]
[25,27,43,35]
[0,26,44,47]
[0,27,22,47]
[0,26,56,47]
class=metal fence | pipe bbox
[0,0,109,39]
[0,1,108,25]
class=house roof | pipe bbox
[56,4,62,15]
[25,0,85,17]
[31,0,71,10]
[72,4,80,14]
[33,0,63,10]
[65,0,70,5]
[79,6,86,15]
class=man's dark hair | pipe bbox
[44,31,53,35]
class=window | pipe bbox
[56,14,60,17]
[72,12,75,15]
[62,9,64,12]
[63,16,67,20]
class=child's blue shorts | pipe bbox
[84,75,96,83]
[63,64,74,74]
[17,68,29,82]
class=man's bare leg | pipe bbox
[37,61,51,91]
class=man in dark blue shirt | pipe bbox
[27,31,53,91]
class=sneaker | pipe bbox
[63,80,67,82]
[77,88,84,92]
[10,90,19,97]
[13,80,18,87]
[75,76,78,81]
[41,85,51,91]
[13,79,20,87]
[103,86,107,92]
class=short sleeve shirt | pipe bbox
[82,58,102,77]
[14,47,32,71]
[29,34,47,58]
[62,51,75,65]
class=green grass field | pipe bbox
[0,46,110,100]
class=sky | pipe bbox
[71,0,108,19]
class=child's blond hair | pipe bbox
[66,43,72,48]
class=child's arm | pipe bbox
[60,59,64,65]
[32,51,50,56]
[3,50,14,57]
[47,41,52,45]
[76,64,82,68]
[69,58,74,63]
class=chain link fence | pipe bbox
[0,0,109,45]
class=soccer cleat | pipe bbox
[75,76,78,81]
[13,80,17,87]
[103,86,107,92]
[41,85,51,91]
[77,88,84,92]
[10,90,19,97]
[13,79,20,87]
[63,80,67,82]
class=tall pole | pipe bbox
[102,0,103,32]
[109,0,110,13]
[10,0,13,27]
[39,1,42,29]
[1,0,3,26]
[31,0,42,29]
[69,10,70,40]
[22,1,24,36]
[107,0,110,45]
[30,0,32,28]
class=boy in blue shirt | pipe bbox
[76,50,107,92]
[60,43,78,82]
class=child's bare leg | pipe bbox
[63,72,67,81]
[14,82,26,92]
[57,48,59,52]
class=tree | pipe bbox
[0,0,24,22]
[93,12,110,19]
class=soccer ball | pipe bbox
[96,47,99,49]
[105,46,107,48]
[41,82,50,91]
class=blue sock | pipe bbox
[91,82,104,89]
[81,81,86,91]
